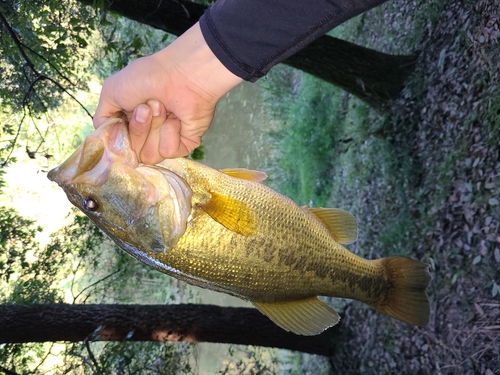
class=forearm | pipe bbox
[199,0,388,82]
[154,22,243,102]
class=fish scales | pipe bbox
[153,158,385,304]
[48,114,431,335]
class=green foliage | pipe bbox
[92,12,171,79]
[0,0,99,169]
[0,0,96,113]
[1,207,106,304]
[190,144,204,160]
[0,205,41,283]
[219,346,283,375]
[0,207,99,371]
[66,341,194,375]
[263,69,345,206]
[0,0,170,168]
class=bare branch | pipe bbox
[0,11,38,73]
[0,10,94,166]
[84,339,102,374]
[20,41,77,87]
[1,109,27,167]
[41,75,93,119]
[73,270,121,303]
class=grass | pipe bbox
[263,70,422,259]
[262,70,346,207]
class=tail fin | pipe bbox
[370,256,431,326]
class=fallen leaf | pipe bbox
[472,255,482,265]
[488,197,499,205]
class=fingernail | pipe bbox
[135,105,150,123]
[148,100,161,117]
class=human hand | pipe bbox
[93,23,242,164]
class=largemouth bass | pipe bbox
[48,113,431,335]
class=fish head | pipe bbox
[48,113,192,256]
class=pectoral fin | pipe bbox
[307,208,358,244]
[252,298,340,336]
[220,168,268,183]
[201,191,256,236]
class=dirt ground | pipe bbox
[328,0,500,373]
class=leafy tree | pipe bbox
[0,0,97,173]
[0,0,175,168]
[0,206,41,286]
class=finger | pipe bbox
[139,103,168,164]
[129,104,152,160]
[146,99,165,118]
[158,117,199,159]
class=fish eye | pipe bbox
[82,196,100,212]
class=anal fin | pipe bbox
[252,297,340,336]
[306,208,358,244]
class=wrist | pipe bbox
[154,22,242,102]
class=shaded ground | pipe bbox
[324,0,499,373]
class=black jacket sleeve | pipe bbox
[199,0,388,82]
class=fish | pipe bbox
[48,112,431,335]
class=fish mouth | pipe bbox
[48,112,138,187]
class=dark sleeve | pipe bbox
[199,0,388,82]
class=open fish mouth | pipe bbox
[48,112,138,187]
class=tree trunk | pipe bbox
[0,303,340,356]
[78,0,415,109]
[286,36,417,110]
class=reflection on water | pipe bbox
[190,82,276,374]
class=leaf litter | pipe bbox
[326,0,500,373]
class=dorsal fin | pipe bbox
[306,208,358,244]
[220,168,267,183]
[201,191,256,236]
[252,297,340,336]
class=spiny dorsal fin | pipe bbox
[252,297,340,336]
[306,208,358,244]
[201,191,256,236]
[220,168,267,183]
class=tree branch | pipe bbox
[84,339,102,374]
[41,75,93,118]
[72,270,120,303]
[0,11,38,73]
[0,10,94,166]
[1,108,27,167]
[0,303,341,356]
[20,41,77,87]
